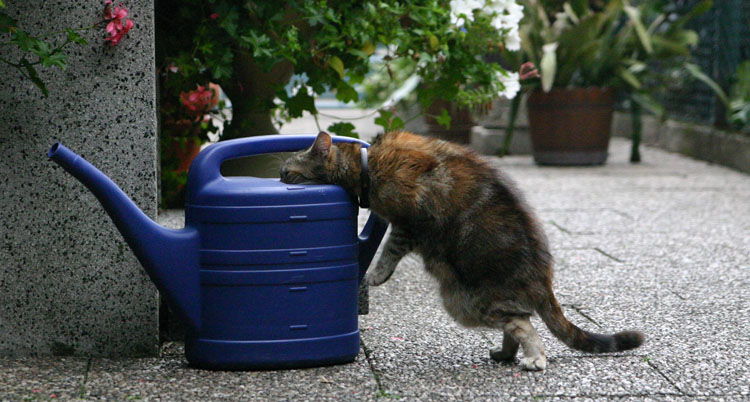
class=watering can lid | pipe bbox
[187,176,352,207]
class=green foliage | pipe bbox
[327,122,358,138]
[374,109,405,132]
[0,7,92,97]
[156,0,518,133]
[728,61,750,132]
[518,0,716,104]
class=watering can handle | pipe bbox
[188,134,371,189]
[188,134,389,281]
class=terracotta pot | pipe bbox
[170,137,202,172]
[423,100,475,144]
[527,87,615,165]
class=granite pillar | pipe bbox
[0,1,159,356]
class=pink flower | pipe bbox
[105,19,133,46]
[104,1,128,21]
[519,62,540,81]
[103,1,133,47]
[179,85,219,116]
[209,13,219,20]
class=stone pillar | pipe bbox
[0,1,159,356]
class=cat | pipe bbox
[280,130,644,371]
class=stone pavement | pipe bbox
[2,138,748,401]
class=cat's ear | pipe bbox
[310,131,332,158]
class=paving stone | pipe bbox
[649,356,750,397]
[84,351,378,401]
[0,357,88,400]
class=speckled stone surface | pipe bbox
[0,137,747,399]
[0,1,159,356]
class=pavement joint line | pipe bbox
[528,392,685,399]
[549,221,572,235]
[561,303,602,328]
[667,289,687,301]
[592,247,625,263]
[607,208,634,220]
[360,338,388,399]
[79,357,92,399]
[645,359,685,396]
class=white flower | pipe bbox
[505,29,521,51]
[450,0,484,26]
[496,71,520,99]
[486,0,524,51]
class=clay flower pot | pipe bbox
[527,87,615,165]
[424,99,475,144]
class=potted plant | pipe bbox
[155,1,525,145]
[158,76,224,208]
[514,0,719,165]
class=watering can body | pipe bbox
[48,135,388,370]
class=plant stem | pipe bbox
[499,93,521,157]
[630,100,642,163]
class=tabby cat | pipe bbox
[280,131,644,371]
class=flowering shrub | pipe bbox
[179,85,219,117]
[0,1,133,96]
[156,0,525,138]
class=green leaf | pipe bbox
[65,29,87,45]
[623,5,653,54]
[374,109,393,130]
[569,0,590,18]
[20,57,48,97]
[44,52,67,69]
[669,0,712,34]
[285,88,316,118]
[650,36,690,56]
[685,63,728,106]
[630,92,664,119]
[0,11,16,33]
[11,31,35,51]
[335,80,358,103]
[327,122,359,138]
[435,108,451,129]
[362,41,375,57]
[428,34,439,51]
[563,3,580,24]
[0,1,6,7]
[328,55,345,79]
[616,67,641,90]
[390,116,404,131]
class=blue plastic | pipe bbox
[48,135,388,370]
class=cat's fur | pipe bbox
[280,131,644,371]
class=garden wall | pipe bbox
[0,1,160,356]
[612,113,750,175]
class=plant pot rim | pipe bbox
[528,87,615,108]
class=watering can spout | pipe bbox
[48,143,201,331]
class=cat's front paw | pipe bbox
[364,269,391,286]
[519,356,547,371]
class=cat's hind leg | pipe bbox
[365,226,414,286]
[503,316,547,371]
[490,331,519,363]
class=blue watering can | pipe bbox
[48,135,388,370]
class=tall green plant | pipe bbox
[506,0,726,162]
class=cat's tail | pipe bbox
[535,291,645,353]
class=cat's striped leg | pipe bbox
[504,316,547,371]
[365,226,413,286]
[490,330,520,363]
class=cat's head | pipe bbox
[279,131,334,185]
